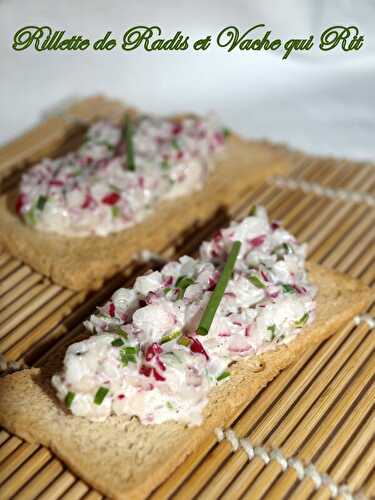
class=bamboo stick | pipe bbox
[13,459,64,499]
[0,447,51,498]
[37,471,77,500]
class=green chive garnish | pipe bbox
[36,195,47,211]
[164,287,171,295]
[111,206,120,218]
[65,391,75,408]
[120,346,138,366]
[249,275,266,289]
[248,205,257,216]
[217,371,230,381]
[110,326,128,339]
[160,330,181,344]
[177,336,191,347]
[25,209,37,225]
[272,243,293,257]
[222,127,230,138]
[175,276,195,299]
[294,312,309,328]
[94,387,109,405]
[123,114,135,171]
[171,138,179,150]
[268,324,276,334]
[197,241,241,335]
[281,284,295,293]
[111,338,124,347]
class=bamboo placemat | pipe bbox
[0,98,374,499]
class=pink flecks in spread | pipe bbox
[102,192,120,205]
[108,303,115,318]
[164,276,174,287]
[145,343,163,362]
[139,364,166,382]
[218,331,231,337]
[15,193,26,214]
[249,235,266,247]
[189,336,209,361]
[245,325,253,337]
[49,179,64,187]
[172,123,182,135]
[261,271,270,282]
[81,194,94,209]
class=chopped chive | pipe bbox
[125,346,138,355]
[175,276,195,299]
[249,275,266,289]
[36,195,48,211]
[222,127,230,138]
[164,287,171,295]
[268,324,276,334]
[160,330,181,344]
[281,284,295,293]
[217,371,230,381]
[120,346,138,366]
[25,209,37,225]
[171,138,179,150]
[161,160,169,170]
[94,386,109,405]
[111,338,125,347]
[166,401,174,410]
[248,205,257,216]
[272,243,293,257]
[294,312,309,328]
[103,142,115,151]
[65,391,75,408]
[123,114,135,171]
[110,326,128,338]
[111,206,121,218]
[177,336,191,347]
[265,324,276,341]
[197,241,241,335]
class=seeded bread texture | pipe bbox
[0,264,371,499]
[0,134,290,291]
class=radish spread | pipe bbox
[17,114,227,236]
[52,207,317,425]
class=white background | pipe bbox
[1,0,375,160]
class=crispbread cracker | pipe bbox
[0,264,371,499]
[0,134,290,291]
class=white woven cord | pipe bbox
[271,177,375,207]
[214,427,367,499]
[354,314,375,329]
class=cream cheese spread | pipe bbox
[17,114,227,237]
[52,207,317,425]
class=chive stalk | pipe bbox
[123,114,135,171]
[65,391,75,408]
[197,241,241,335]
[248,205,257,216]
[37,195,48,211]
[249,275,266,289]
[294,312,309,328]
[111,338,125,347]
[160,330,181,344]
[217,371,230,381]
[94,386,109,405]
